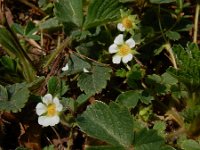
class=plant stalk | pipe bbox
[164,42,177,69]
[193,3,199,43]
[43,37,71,68]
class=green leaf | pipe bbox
[65,53,91,75]
[0,27,22,57]
[116,91,140,109]
[115,68,127,78]
[24,22,37,36]
[134,128,166,150]
[61,97,77,112]
[55,0,83,27]
[86,146,125,150]
[0,27,36,82]
[76,93,91,107]
[77,64,111,95]
[39,17,61,30]
[42,145,55,150]
[15,147,31,150]
[83,0,121,29]
[165,31,181,41]
[47,76,68,97]
[127,65,144,88]
[140,90,154,104]
[150,0,175,4]
[153,121,166,137]
[119,0,136,3]
[181,139,200,150]
[12,23,24,35]
[161,146,176,150]
[167,43,200,91]
[161,72,178,85]
[77,101,134,149]
[116,90,154,108]
[0,56,17,72]
[0,83,30,112]
[145,73,178,95]
[0,85,8,100]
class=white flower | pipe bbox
[109,34,136,64]
[117,17,135,32]
[117,10,139,33]
[36,93,63,127]
[62,63,69,71]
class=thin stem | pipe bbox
[17,0,46,16]
[164,42,177,69]
[43,37,70,68]
[158,5,177,69]
[166,107,184,127]
[138,6,180,51]
[193,3,199,43]
[158,5,167,42]
[66,128,74,150]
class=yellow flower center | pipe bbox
[122,17,132,29]
[118,44,131,56]
[47,104,56,117]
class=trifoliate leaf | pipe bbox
[77,101,134,149]
[0,83,30,113]
[77,64,111,95]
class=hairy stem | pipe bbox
[43,37,71,68]
[193,3,199,43]
[164,42,177,69]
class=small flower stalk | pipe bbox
[109,34,137,64]
[36,94,63,127]
[117,9,139,34]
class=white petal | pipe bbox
[62,63,69,71]
[122,54,133,63]
[117,23,125,31]
[83,68,89,73]
[114,34,124,45]
[42,94,53,105]
[38,115,60,127]
[53,97,63,112]
[125,38,135,48]
[38,116,50,127]
[49,116,60,126]
[36,103,47,115]
[112,55,122,64]
[109,44,118,54]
